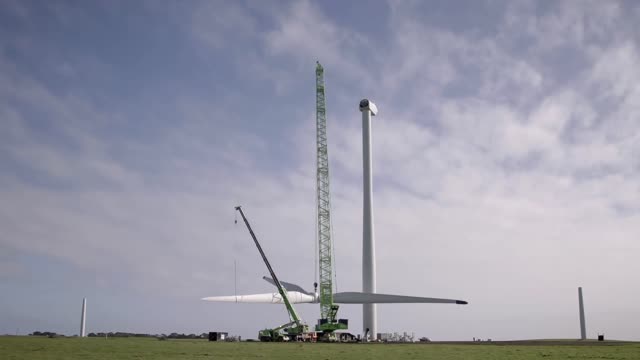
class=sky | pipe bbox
[1,0,639,341]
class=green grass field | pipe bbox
[1,336,639,360]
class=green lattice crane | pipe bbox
[315,62,348,335]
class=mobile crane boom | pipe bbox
[234,206,308,339]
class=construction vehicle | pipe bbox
[234,206,313,342]
[314,62,348,340]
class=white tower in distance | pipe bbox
[80,298,87,337]
[360,99,378,340]
[578,287,586,340]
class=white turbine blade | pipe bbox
[262,276,312,295]
[201,291,315,304]
[333,292,468,305]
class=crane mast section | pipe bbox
[316,62,334,322]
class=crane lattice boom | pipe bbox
[315,62,348,337]
[316,62,333,322]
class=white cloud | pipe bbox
[264,1,369,82]
[504,0,625,52]
[191,1,257,49]
[589,42,640,100]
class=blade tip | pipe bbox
[456,300,468,305]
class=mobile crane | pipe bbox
[234,206,312,342]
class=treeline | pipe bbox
[88,332,209,339]
[30,331,209,339]
[30,331,62,337]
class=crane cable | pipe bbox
[233,210,238,303]
[330,210,338,293]
[314,159,319,290]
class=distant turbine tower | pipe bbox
[360,99,378,340]
[80,298,87,337]
[578,287,586,340]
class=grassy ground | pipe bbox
[1,336,639,360]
